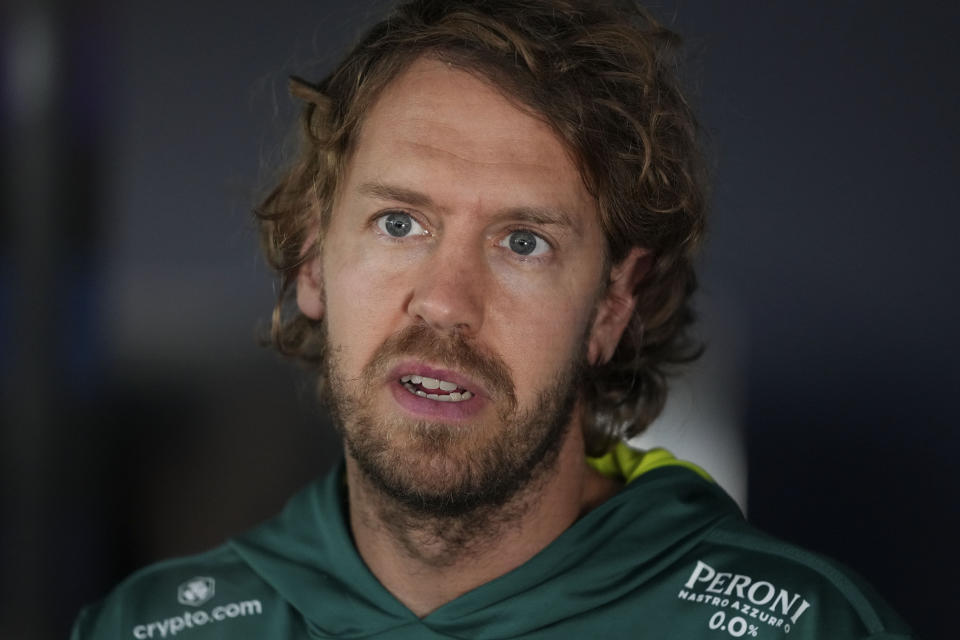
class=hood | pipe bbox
[229,454,742,639]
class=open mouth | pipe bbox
[400,374,473,402]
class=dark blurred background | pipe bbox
[2,1,957,638]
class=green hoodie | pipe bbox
[72,447,913,639]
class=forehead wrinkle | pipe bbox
[402,139,557,170]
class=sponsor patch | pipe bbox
[677,559,811,637]
[130,576,263,638]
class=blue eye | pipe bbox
[376,212,426,238]
[500,230,549,257]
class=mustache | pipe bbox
[362,323,517,408]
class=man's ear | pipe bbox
[296,245,324,320]
[587,247,651,365]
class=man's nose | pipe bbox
[406,239,485,336]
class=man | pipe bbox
[73,1,913,638]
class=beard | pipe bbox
[320,322,585,519]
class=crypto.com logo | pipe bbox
[177,577,215,607]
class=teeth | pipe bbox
[401,382,474,403]
[399,374,463,392]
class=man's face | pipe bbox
[298,57,637,514]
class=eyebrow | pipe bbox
[356,180,581,232]
[357,182,435,209]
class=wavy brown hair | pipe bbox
[256,0,707,455]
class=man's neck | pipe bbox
[344,426,620,618]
